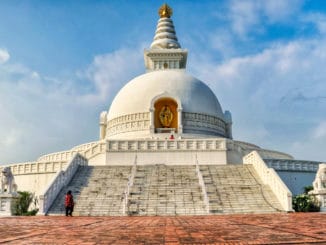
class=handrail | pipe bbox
[243,151,293,212]
[195,154,210,214]
[37,140,105,162]
[265,159,320,172]
[38,153,88,215]
[122,155,137,215]
[0,161,67,176]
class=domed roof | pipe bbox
[107,70,224,121]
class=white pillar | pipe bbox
[150,108,155,134]
[177,108,183,133]
[99,111,107,140]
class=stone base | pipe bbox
[0,193,18,216]
[311,190,326,212]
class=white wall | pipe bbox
[14,173,57,197]
[106,150,227,165]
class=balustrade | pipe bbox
[244,151,293,212]
[38,154,87,215]
[195,155,210,213]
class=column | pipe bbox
[150,108,155,134]
[177,108,183,133]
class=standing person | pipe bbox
[65,190,74,216]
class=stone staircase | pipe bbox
[47,165,132,216]
[127,164,207,216]
[47,164,284,216]
[200,165,283,214]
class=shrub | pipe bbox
[292,192,320,212]
[303,185,313,194]
[13,191,38,216]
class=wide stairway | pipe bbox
[47,164,283,216]
[127,164,207,216]
[47,165,132,216]
[200,165,283,214]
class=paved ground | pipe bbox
[0,213,325,244]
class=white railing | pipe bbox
[37,140,105,162]
[1,161,67,176]
[244,151,293,212]
[122,155,137,215]
[195,155,210,214]
[71,141,100,151]
[83,140,106,159]
[38,153,88,215]
[265,159,320,172]
[108,138,227,152]
[38,150,79,162]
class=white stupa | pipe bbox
[101,4,231,141]
[1,4,324,216]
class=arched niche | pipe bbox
[154,98,178,132]
[149,93,182,134]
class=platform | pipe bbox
[0,213,325,244]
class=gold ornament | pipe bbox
[159,105,173,127]
[159,3,173,18]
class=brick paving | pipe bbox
[0,213,325,244]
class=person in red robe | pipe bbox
[64,190,74,216]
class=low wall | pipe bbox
[106,138,228,165]
[0,161,67,197]
[39,154,88,215]
[37,140,106,163]
[244,151,293,212]
[107,151,227,165]
[0,141,106,197]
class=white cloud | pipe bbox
[262,0,303,22]
[0,47,144,164]
[303,13,326,35]
[79,46,144,105]
[313,121,326,139]
[190,37,326,161]
[227,0,303,37]
[0,49,10,64]
[290,137,326,162]
[1,1,325,164]
[228,0,260,37]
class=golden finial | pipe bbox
[159,3,173,18]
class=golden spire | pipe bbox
[159,3,173,18]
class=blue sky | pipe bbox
[1,0,326,163]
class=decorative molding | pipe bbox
[107,138,227,152]
[37,141,98,162]
[182,112,226,136]
[107,111,228,137]
[144,49,187,71]
[0,161,67,176]
[150,93,182,110]
[265,159,320,173]
[107,112,150,137]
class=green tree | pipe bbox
[14,191,38,216]
[292,186,320,212]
